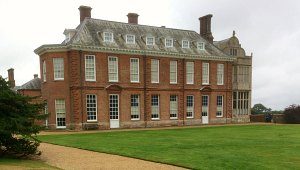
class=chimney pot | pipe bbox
[78,6,92,23]
[127,13,139,24]
[199,14,214,43]
[7,68,15,88]
[34,74,38,79]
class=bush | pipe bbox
[0,77,46,157]
[284,105,300,124]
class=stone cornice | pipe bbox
[34,44,236,62]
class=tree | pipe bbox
[284,104,300,124]
[251,103,272,115]
[0,77,46,157]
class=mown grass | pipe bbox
[38,125,300,170]
[0,157,59,169]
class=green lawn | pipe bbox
[38,125,300,170]
[0,157,59,169]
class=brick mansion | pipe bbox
[9,6,252,130]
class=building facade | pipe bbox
[34,6,252,130]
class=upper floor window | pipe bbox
[202,62,209,85]
[197,42,205,50]
[186,62,194,84]
[182,40,190,48]
[230,48,237,56]
[43,60,46,82]
[108,56,118,82]
[170,61,177,84]
[165,38,173,48]
[103,32,113,42]
[85,55,96,81]
[53,58,64,80]
[217,64,224,85]
[146,37,155,45]
[151,59,159,83]
[126,34,135,44]
[130,58,139,83]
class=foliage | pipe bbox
[284,104,300,123]
[39,125,300,169]
[0,77,46,157]
[251,103,271,115]
[0,157,59,169]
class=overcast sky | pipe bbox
[0,0,299,110]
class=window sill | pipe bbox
[56,126,66,129]
[86,80,96,82]
[170,82,177,85]
[131,118,140,121]
[186,117,194,119]
[130,81,140,83]
[87,120,98,123]
[170,117,178,120]
[151,118,160,121]
[216,116,223,118]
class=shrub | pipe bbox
[0,77,46,157]
[284,104,300,124]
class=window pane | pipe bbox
[130,58,139,82]
[108,57,118,82]
[202,63,209,85]
[151,59,159,83]
[170,61,177,83]
[53,58,64,80]
[186,62,194,84]
[85,55,95,81]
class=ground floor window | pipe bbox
[233,91,250,115]
[86,94,97,121]
[202,95,209,117]
[170,95,178,119]
[55,99,66,128]
[186,95,194,118]
[109,94,119,120]
[44,102,48,127]
[216,95,223,117]
[131,94,140,120]
[151,95,159,119]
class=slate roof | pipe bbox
[19,77,41,90]
[67,18,229,58]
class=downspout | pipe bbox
[79,50,84,129]
[182,59,185,126]
[143,51,147,128]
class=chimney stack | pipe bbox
[127,13,139,24]
[7,68,15,88]
[34,74,38,79]
[199,14,214,43]
[79,6,92,23]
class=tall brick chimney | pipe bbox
[7,68,15,88]
[127,13,139,24]
[79,6,92,23]
[199,14,214,43]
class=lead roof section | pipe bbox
[68,18,229,57]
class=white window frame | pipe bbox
[151,59,159,83]
[130,58,139,83]
[108,56,118,82]
[170,60,177,84]
[165,38,173,48]
[131,94,140,120]
[55,99,66,128]
[186,95,194,118]
[197,42,205,50]
[170,95,178,119]
[202,62,209,85]
[43,60,46,82]
[146,36,155,45]
[186,62,194,84]
[44,102,48,127]
[86,94,97,122]
[85,55,96,81]
[151,95,160,120]
[217,64,224,85]
[216,95,223,117]
[103,32,114,42]
[53,58,64,80]
[182,40,190,48]
[126,34,135,44]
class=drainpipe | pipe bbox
[79,50,84,129]
[182,58,185,126]
[143,51,147,128]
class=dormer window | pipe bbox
[182,40,190,48]
[126,34,135,44]
[230,48,237,56]
[146,37,155,45]
[197,42,205,50]
[103,32,113,42]
[165,38,173,48]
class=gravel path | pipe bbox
[39,143,187,170]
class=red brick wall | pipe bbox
[39,50,233,129]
